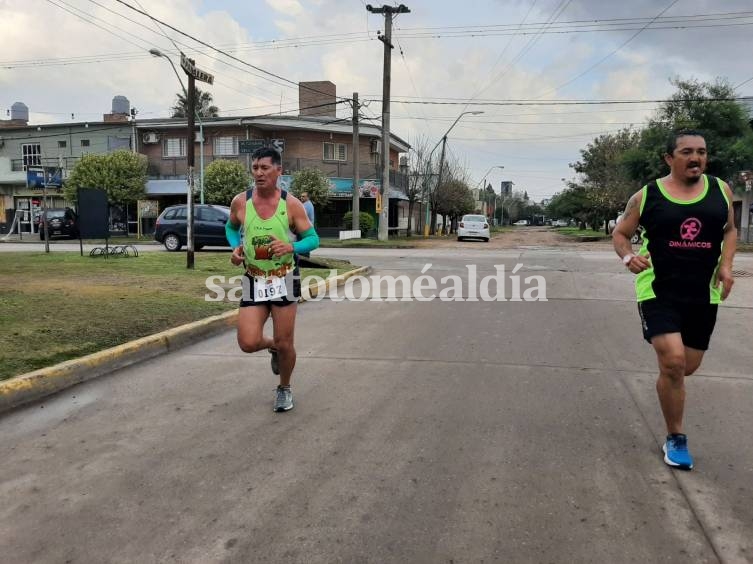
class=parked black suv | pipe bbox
[36,208,79,240]
[154,204,231,251]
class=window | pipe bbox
[323,142,347,162]
[213,136,238,156]
[21,143,41,169]
[163,138,186,157]
[58,140,67,149]
[81,139,90,147]
[198,207,228,222]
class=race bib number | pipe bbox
[254,276,288,302]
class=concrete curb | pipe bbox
[0,265,371,414]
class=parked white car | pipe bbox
[457,214,490,242]
[513,219,529,226]
[552,219,569,227]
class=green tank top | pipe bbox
[243,189,294,277]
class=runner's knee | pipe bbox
[659,353,686,380]
[238,335,266,353]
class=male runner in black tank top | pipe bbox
[612,129,736,470]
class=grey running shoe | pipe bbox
[274,386,293,412]
[270,348,280,375]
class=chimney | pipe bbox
[103,95,131,122]
[299,81,337,118]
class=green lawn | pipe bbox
[0,252,354,381]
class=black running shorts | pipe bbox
[637,298,718,350]
[239,266,301,308]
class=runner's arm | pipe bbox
[718,182,737,299]
[613,190,650,272]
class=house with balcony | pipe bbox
[138,81,414,236]
[0,98,134,234]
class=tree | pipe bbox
[570,128,641,232]
[171,87,219,118]
[405,137,432,236]
[289,168,332,209]
[63,150,147,204]
[623,78,753,189]
[203,159,249,205]
[435,178,474,233]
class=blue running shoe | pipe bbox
[662,434,694,470]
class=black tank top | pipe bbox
[636,175,728,304]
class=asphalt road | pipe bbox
[2,242,753,563]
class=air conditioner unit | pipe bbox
[142,132,159,144]
[370,139,381,154]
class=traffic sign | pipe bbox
[270,138,285,153]
[239,139,266,154]
[180,54,214,85]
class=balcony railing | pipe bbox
[146,155,410,191]
[11,157,80,172]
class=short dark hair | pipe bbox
[251,147,281,165]
[666,129,706,155]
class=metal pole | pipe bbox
[352,92,360,232]
[186,68,196,269]
[199,121,205,204]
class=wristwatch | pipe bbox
[622,253,636,266]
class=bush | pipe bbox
[343,211,375,237]
[204,160,249,205]
[290,168,332,208]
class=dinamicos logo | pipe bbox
[670,217,711,249]
[680,217,702,241]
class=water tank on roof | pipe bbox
[11,102,29,122]
[112,95,130,115]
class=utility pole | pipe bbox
[352,92,360,232]
[367,3,410,241]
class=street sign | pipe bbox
[270,138,285,153]
[180,53,214,85]
[239,139,266,154]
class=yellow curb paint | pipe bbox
[0,266,368,413]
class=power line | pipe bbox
[393,10,753,34]
[533,0,680,99]
[369,96,751,107]
[111,0,351,102]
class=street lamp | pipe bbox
[423,110,484,237]
[477,165,504,223]
[149,48,205,206]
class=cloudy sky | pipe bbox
[2,0,752,200]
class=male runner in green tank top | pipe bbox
[225,147,319,412]
[613,130,736,470]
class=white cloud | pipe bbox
[1,0,750,200]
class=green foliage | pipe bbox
[343,211,375,236]
[171,87,219,118]
[557,76,753,223]
[289,168,332,208]
[203,159,249,205]
[571,128,641,221]
[63,150,147,204]
[435,179,475,217]
[625,78,753,185]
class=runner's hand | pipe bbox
[628,253,651,274]
[230,245,244,266]
[716,265,734,300]
[268,235,293,257]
